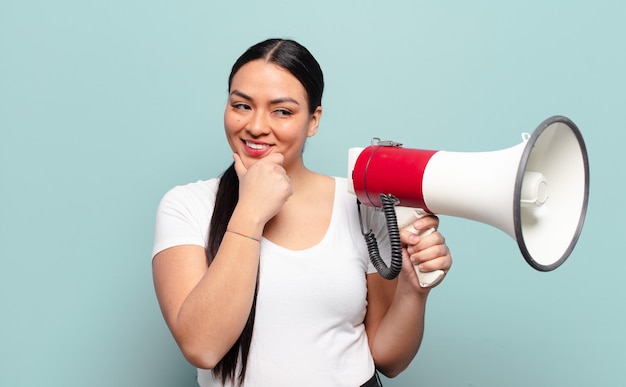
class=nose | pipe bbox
[246,110,271,137]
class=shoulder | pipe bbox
[159,179,220,210]
[332,176,349,198]
[332,176,359,210]
[333,176,348,190]
[155,178,221,225]
[152,179,220,258]
[164,178,220,198]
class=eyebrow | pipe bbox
[230,89,300,105]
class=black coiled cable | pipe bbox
[357,194,403,280]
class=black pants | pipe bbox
[360,371,382,387]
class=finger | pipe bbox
[408,232,446,256]
[263,152,285,166]
[233,153,248,178]
[410,243,451,266]
[412,214,439,232]
[416,254,452,273]
[406,229,445,255]
[400,228,421,246]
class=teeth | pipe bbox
[246,141,269,150]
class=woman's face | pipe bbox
[224,59,321,171]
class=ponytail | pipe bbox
[206,163,259,386]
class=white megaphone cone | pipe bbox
[347,115,589,286]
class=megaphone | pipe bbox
[348,115,589,287]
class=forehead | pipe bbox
[230,59,307,100]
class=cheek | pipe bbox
[223,111,242,134]
[223,113,240,150]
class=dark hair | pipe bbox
[229,38,324,113]
[206,38,324,385]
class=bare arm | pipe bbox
[152,153,291,369]
[365,216,452,377]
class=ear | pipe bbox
[307,106,323,138]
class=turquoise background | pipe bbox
[1,0,624,386]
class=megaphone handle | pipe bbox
[404,220,446,288]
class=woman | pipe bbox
[152,38,452,387]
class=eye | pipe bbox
[232,102,251,111]
[274,108,293,117]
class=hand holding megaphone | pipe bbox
[396,206,446,287]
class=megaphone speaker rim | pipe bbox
[513,115,590,271]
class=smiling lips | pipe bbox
[243,139,273,157]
